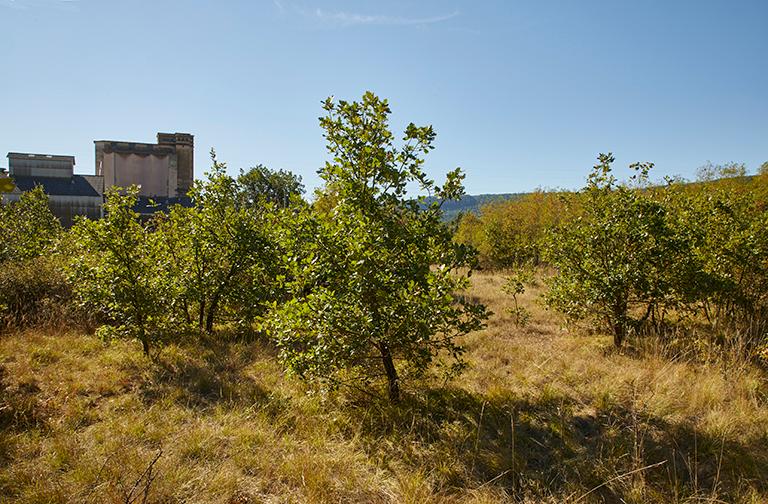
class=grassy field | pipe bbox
[1,272,766,503]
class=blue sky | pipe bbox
[1,0,766,194]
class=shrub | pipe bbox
[502,269,533,327]
[544,154,684,347]
[68,187,170,355]
[156,153,284,333]
[268,92,488,402]
[668,181,768,351]
[0,256,74,330]
[0,186,61,263]
[0,187,72,330]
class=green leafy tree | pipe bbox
[545,154,684,347]
[0,187,71,329]
[268,92,488,402]
[157,153,281,333]
[671,184,768,343]
[0,186,61,263]
[69,187,169,355]
[237,164,305,208]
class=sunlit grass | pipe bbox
[1,272,766,503]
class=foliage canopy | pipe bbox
[0,186,61,263]
[268,92,488,401]
[545,154,685,347]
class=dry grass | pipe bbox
[1,272,766,503]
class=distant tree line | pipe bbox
[422,193,525,222]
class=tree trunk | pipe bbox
[205,295,220,333]
[198,300,206,330]
[611,298,627,348]
[205,268,236,333]
[138,322,150,356]
[378,342,400,403]
[181,297,192,325]
[612,320,626,348]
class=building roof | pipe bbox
[7,152,76,164]
[12,175,101,197]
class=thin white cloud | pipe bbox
[1,0,79,10]
[275,2,459,27]
[310,8,459,26]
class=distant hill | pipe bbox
[423,193,527,221]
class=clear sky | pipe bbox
[1,0,766,194]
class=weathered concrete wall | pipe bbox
[48,195,103,227]
[9,166,70,178]
[8,153,74,178]
[96,133,193,198]
[102,151,176,197]
[175,143,193,196]
[159,133,194,196]
[4,152,106,227]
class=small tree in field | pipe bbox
[69,187,168,355]
[268,92,488,402]
[157,152,281,333]
[0,187,67,328]
[503,269,533,327]
[545,154,682,347]
[0,186,61,263]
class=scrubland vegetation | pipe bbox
[1,93,767,503]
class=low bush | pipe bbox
[0,256,78,330]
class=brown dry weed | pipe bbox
[1,272,766,503]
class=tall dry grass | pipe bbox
[0,272,766,503]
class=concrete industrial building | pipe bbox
[2,132,194,226]
[2,153,103,227]
[95,132,194,198]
